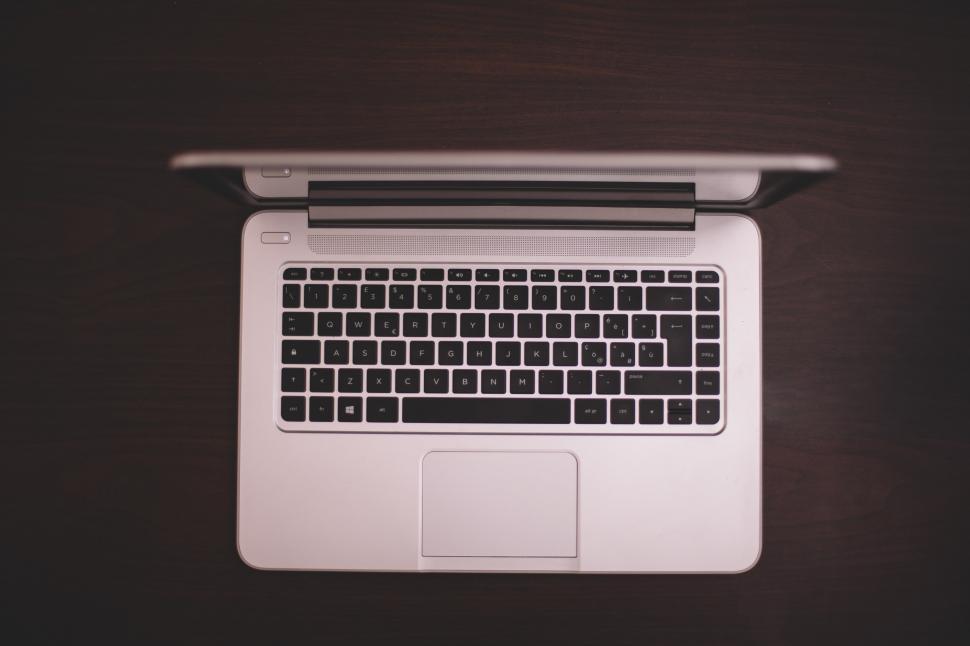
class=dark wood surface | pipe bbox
[3,2,968,643]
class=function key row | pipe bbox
[284,267,720,283]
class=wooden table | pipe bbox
[4,2,967,643]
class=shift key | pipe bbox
[647,287,691,311]
[625,371,692,395]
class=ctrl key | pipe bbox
[280,396,306,422]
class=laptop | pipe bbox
[172,151,835,573]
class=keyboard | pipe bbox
[277,264,723,434]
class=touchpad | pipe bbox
[422,451,577,558]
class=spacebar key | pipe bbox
[402,398,570,423]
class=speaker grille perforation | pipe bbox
[307,235,695,257]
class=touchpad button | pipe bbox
[422,451,578,558]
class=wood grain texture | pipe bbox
[2,1,968,643]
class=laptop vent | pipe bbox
[309,167,695,177]
[307,235,695,257]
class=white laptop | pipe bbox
[172,151,835,573]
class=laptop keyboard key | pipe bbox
[309,396,334,422]
[366,397,398,422]
[647,287,691,311]
[283,284,300,308]
[283,312,313,336]
[283,340,320,364]
[660,315,692,367]
[280,396,306,422]
[574,399,607,424]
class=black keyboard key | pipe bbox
[552,342,578,367]
[331,284,357,308]
[338,368,363,393]
[453,370,477,393]
[395,369,420,393]
[546,314,571,338]
[496,341,521,365]
[603,314,628,338]
[617,286,642,311]
[283,284,301,308]
[346,312,371,336]
[280,396,306,422]
[403,313,427,337]
[581,342,607,367]
[668,399,692,424]
[481,370,506,394]
[668,270,692,283]
[309,396,334,422]
[311,268,334,281]
[424,370,449,393]
[596,370,621,395]
[525,342,550,366]
[696,343,720,367]
[517,314,543,337]
[639,399,663,424]
[282,312,313,336]
[697,371,720,395]
[366,397,398,422]
[586,269,609,282]
[409,341,435,365]
[323,340,349,365]
[475,285,500,309]
[539,370,564,394]
[448,268,472,281]
[365,268,389,281]
[503,285,529,310]
[567,370,592,395]
[418,284,443,309]
[310,368,334,392]
[304,284,329,308]
[282,340,320,364]
[613,269,637,282]
[611,399,635,424]
[531,269,555,282]
[574,399,607,424]
[575,314,599,338]
[532,286,557,310]
[281,368,306,392]
[647,287,691,311]
[660,315,692,367]
[697,399,720,424]
[467,341,492,365]
[381,341,406,365]
[353,340,377,365]
[475,268,499,281]
[510,370,535,394]
[375,313,400,337]
[367,369,392,393]
[338,268,362,280]
[393,268,416,281]
[610,342,635,367]
[696,270,719,283]
[696,287,720,311]
[337,396,362,422]
[283,267,307,280]
[561,286,585,310]
[403,398,569,423]
[389,285,414,308]
[558,269,582,282]
[503,268,527,281]
[318,312,342,336]
[632,314,657,338]
[489,313,514,337]
[446,285,471,309]
[589,286,614,310]
[641,270,664,283]
[638,342,663,367]
[360,284,385,308]
[696,315,720,339]
[420,268,444,281]
[439,341,463,365]
[625,371,692,395]
[460,313,486,337]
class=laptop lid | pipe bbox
[171,151,836,227]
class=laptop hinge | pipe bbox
[307,181,696,228]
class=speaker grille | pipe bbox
[307,234,695,257]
